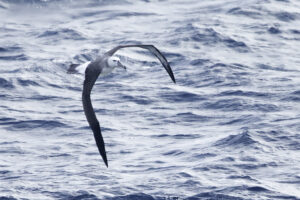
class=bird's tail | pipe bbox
[67,63,80,74]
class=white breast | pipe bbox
[99,64,115,77]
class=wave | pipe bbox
[291,29,300,34]
[281,90,300,102]
[27,190,299,200]
[0,197,18,200]
[215,130,257,147]
[152,133,202,140]
[17,78,40,86]
[0,45,27,61]
[38,28,85,40]
[191,28,249,52]
[175,112,211,123]
[185,192,244,200]
[257,64,297,72]
[107,193,155,200]
[189,59,210,66]
[227,7,261,19]
[274,12,297,22]
[0,78,14,89]
[121,94,154,105]
[2,119,67,130]
[185,62,252,88]
[268,27,281,34]
[0,46,22,53]
[172,25,250,53]
[203,98,279,112]
[0,54,27,61]
[159,91,205,103]
[44,190,99,200]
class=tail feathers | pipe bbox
[67,63,80,74]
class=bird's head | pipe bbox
[107,56,126,70]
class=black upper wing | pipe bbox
[82,66,108,167]
[106,45,176,83]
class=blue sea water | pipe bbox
[0,0,300,199]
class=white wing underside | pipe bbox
[77,61,113,77]
[77,61,91,74]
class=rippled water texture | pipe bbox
[0,0,300,199]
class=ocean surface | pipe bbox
[0,0,300,199]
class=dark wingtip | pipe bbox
[164,59,176,84]
[169,70,176,84]
[101,151,108,167]
[104,159,108,168]
[172,76,176,84]
[97,141,108,167]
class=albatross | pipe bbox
[69,45,176,167]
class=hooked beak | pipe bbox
[117,61,127,71]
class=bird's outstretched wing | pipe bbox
[105,44,176,83]
[82,45,176,167]
[82,66,108,167]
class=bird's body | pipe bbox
[69,56,123,76]
[99,61,114,77]
[69,44,176,167]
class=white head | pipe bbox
[107,56,126,70]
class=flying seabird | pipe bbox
[69,45,176,167]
